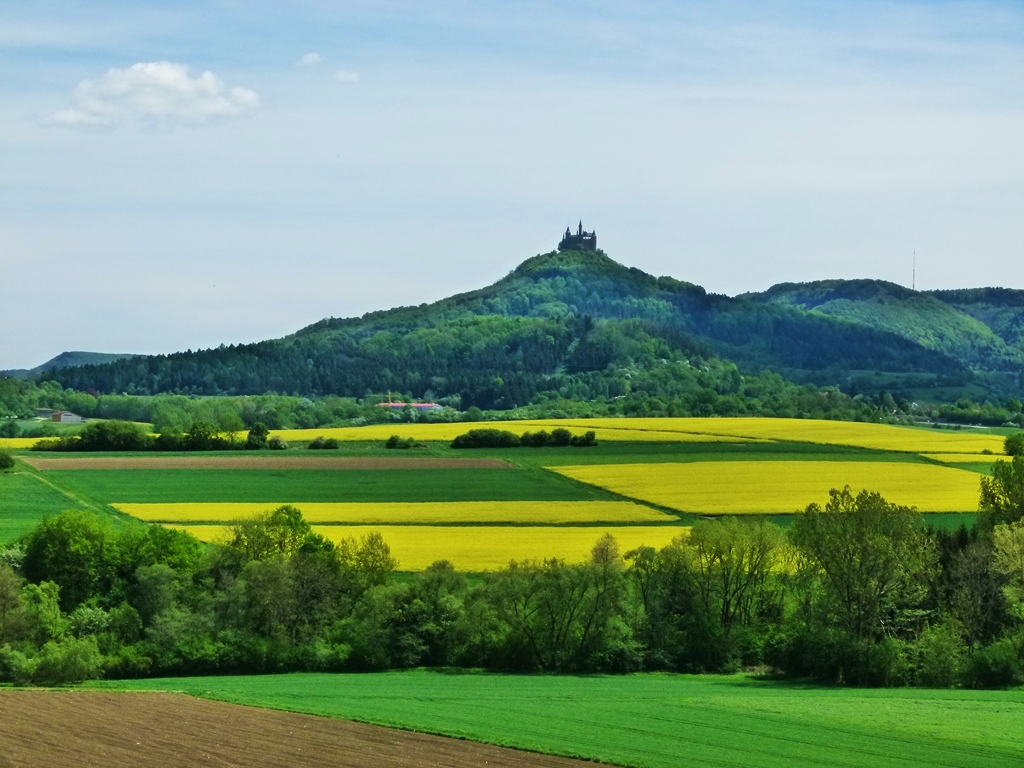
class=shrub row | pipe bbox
[451,428,597,449]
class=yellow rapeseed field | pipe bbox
[269,417,1004,453]
[115,501,674,524]
[269,422,754,444]
[0,438,41,450]
[552,460,983,514]
[546,417,1006,454]
[165,524,688,571]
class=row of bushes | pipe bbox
[309,435,423,450]
[29,420,287,452]
[451,428,597,449]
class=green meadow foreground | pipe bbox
[90,671,1024,768]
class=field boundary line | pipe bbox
[20,456,516,471]
[536,466,698,522]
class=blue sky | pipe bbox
[2,1,1022,369]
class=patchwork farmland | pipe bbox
[2,416,1021,768]
[3,417,1004,569]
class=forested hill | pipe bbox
[46,250,1024,407]
[3,351,139,379]
[745,280,1024,372]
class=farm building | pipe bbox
[36,408,55,418]
[51,411,85,424]
[377,401,444,412]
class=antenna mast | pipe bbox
[912,250,916,291]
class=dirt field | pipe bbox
[0,691,608,768]
[22,456,514,471]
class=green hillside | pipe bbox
[3,351,140,379]
[745,279,1023,371]
[930,287,1024,354]
[43,250,1024,406]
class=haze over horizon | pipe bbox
[2,1,1022,371]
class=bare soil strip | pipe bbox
[0,691,607,768]
[22,456,514,471]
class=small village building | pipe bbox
[51,411,85,424]
[377,401,444,412]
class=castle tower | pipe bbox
[558,221,597,252]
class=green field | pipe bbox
[45,468,616,504]
[0,472,88,543]
[90,671,1024,768]
[457,440,945,468]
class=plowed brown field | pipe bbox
[23,456,513,470]
[0,691,608,768]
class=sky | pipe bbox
[1,0,1022,370]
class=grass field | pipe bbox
[922,453,1005,464]
[0,472,87,543]
[114,501,675,524]
[90,671,1024,768]
[554,460,984,513]
[44,468,613,504]
[169,525,687,570]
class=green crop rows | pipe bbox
[92,671,1024,768]
[47,468,616,504]
[0,472,87,543]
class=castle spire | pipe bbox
[557,220,597,252]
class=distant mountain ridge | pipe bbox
[39,250,1024,405]
[3,351,140,379]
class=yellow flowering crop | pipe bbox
[269,422,754,444]
[552,460,983,514]
[115,501,674,524]
[269,417,1005,453]
[545,417,1006,454]
[166,524,688,571]
[0,438,41,450]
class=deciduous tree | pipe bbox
[980,457,1024,528]
[791,487,935,640]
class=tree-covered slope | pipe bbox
[3,351,140,379]
[45,251,1023,405]
[928,287,1024,356]
[744,280,1024,373]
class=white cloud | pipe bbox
[298,52,323,66]
[335,70,359,83]
[44,62,259,128]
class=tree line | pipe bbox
[2,460,1023,687]
[2,355,968,437]
[30,420,281,453]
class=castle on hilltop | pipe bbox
[558,221,597,252]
